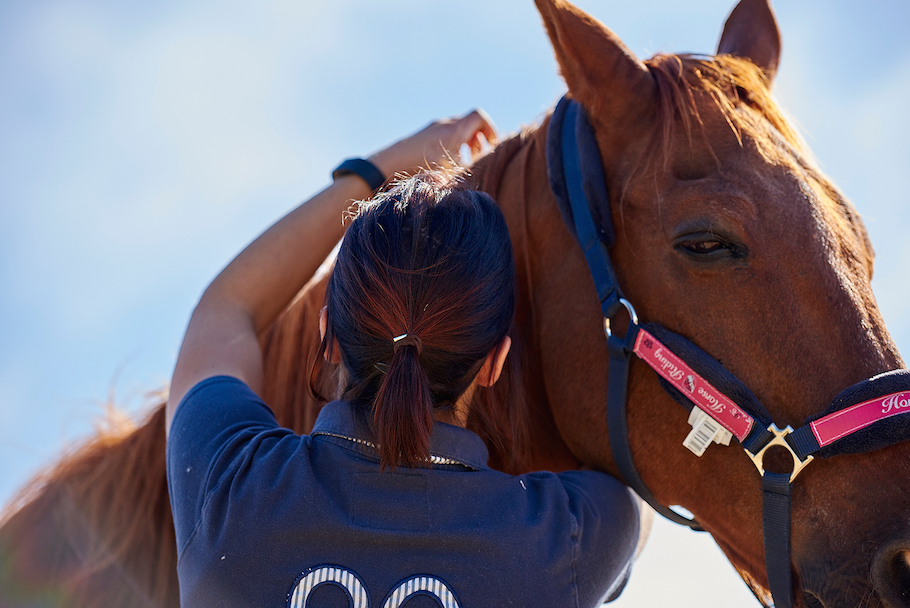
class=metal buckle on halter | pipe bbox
[746,424,814,483]
[603,298,639,339]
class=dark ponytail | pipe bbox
[372,342,434,470]
[320,171,519,470]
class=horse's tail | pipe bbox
[0,403,179,608]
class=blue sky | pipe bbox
[1,1,908,605]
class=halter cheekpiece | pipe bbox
[546,95,910,608]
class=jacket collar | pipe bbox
[311,401,491,471]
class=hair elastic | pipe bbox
[393,333,423,355]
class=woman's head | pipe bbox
[322,171,517,470]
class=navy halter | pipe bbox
[546,95,910,608]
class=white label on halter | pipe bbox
[684,408,733,456]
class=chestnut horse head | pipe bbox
[494,0,908,606]
[2,1,909,607]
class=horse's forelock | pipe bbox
[642,53,805,171]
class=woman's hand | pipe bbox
[367,109,498,178]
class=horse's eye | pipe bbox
[675,233,745,260]
[682,240,725,255]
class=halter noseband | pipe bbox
[547,96,910,608]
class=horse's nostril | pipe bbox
[873,543,910,607]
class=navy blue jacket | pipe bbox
[167,376,640,607]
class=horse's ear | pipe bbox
[535,0,655,127]
[717,0,782,83]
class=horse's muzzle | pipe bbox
[873,540,910,607]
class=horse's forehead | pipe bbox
[675,109,829,203]
[622,128,807,220]
[671,102,798,173]
[578,69,869,261]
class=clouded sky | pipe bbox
[1,0,908,605]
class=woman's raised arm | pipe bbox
[165,110,497,435]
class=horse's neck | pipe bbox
[468,120,659,478]
[468,125,539,328]
[469,120,585,472]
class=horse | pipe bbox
[2,0,908,606]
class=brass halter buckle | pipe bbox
[746,424,814,483]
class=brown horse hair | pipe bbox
[598,53,809,237]
[0,401,179,607]
[461,134,537,474]
[645,53,805,166]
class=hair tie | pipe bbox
[393,333,423,355]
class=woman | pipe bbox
[165,110,641,607]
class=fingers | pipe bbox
[450,108,498,163]
[454,109,498,146]
[468,108,498,145]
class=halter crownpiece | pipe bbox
[546,94,910,608]
[393,333,423,355]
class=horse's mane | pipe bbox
[645,53,804,169]
[0,404,178,606]
[468,127,536,196]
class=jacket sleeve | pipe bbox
[165,375,280,555]
[557,470,641,605]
